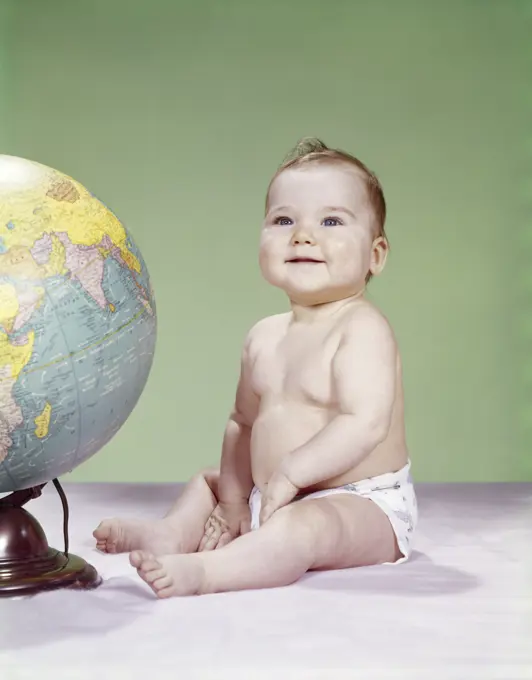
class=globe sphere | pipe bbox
[0,155,156,493]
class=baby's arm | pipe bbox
[199,327,259,549]
[260,308,396,522]
[217,329,258,504]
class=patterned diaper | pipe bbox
[248,460,418,564]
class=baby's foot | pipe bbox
[93,518,183,555]
[129,550,206,598]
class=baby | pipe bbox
[93,138,418,597]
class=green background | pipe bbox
[0,0,529,482]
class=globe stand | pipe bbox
[0,479,102,596]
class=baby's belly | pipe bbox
[250,400,332,489]
[249,398,409,493]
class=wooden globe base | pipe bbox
[0,483,102,597]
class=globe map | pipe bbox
[0,155,156,493]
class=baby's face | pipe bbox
[259,164,385,305]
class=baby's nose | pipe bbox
[290,228,316,246]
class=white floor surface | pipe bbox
[0,482,530,680]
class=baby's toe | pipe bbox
[93,522,117,552]
[129,549,154,568]
[93,520,111,540]
[155,584,176,599]
[142,567,166,585]
[152,574,173,594]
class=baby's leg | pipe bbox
[130,492,400,597]
[93,467,219,555]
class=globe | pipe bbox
[0,155,156,494]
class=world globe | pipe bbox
[0,155,156,495]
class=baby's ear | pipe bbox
[369,237,388,276]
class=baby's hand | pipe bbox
[259,469,299,524]
[198,500,251,552]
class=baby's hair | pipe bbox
[266,138,388,282]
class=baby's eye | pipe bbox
[273,216,293,226]
[322,216,343,227]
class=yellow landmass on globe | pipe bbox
[34,401,52,439]
[0,243,67,279]
[0,282,45,333]
[0,330,35,379]
[0,162,141,276]
[0,283,20,332]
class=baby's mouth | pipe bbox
[286,257,325,264]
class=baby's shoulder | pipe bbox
[341,300,396,343]
[246,313,291,344]
[241,314,290,361]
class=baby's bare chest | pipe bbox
[251,330,341,407]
